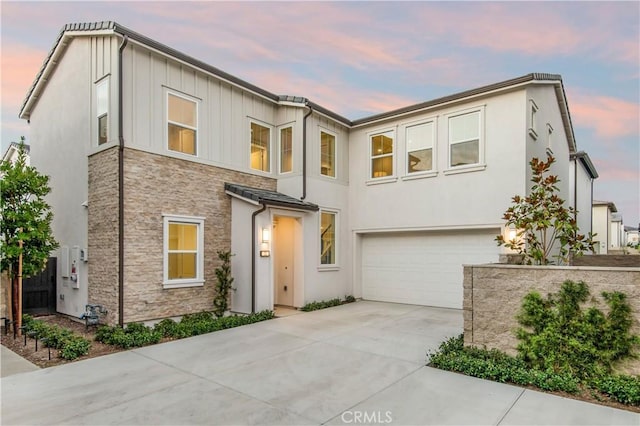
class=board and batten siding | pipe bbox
[121,42,278,175]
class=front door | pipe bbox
[274,216,295,306]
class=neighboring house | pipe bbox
[610,213,625,249]
[2,142,30,166]
[18,22,596,324]
[592,200,618,254]
[569,151,598,236]
[625,226,639,246]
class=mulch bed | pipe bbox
[0,314,123,368]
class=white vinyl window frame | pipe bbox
[404,118,437,178]
[319,128,337,179]
[163,214,205,289]
[278,124,294,174]
[166,90,199,156]
[318,209,339,270]
[96,77,109,146]
[547,123,554,150]
[249,118,273,173]
[367,128,396,184]
[444,106,486,175]
[529,99,539,140]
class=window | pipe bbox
[96,79,109,145]
[449,111,480,167]
[167,93,197,155]
[547,123,554,150]
[406,122,434,174]
[320,130,336,177]
[250,122,271,172]
[163,215,204,287]
[370,131,394,178]
[529,100,539,140]
[279,126,293,173]
[320,211,336,265]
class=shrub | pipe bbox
[300,298,343,312]
[594,375,640,406]
[95,322,162,349]
[516,280,639,379]
[21,315,91,360]
[152,310,275,339]
[213,251,234,318]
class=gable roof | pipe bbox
[593,200,618,212]
[571,151,599,179]
[225,183,319,211]
[19,21,577,152]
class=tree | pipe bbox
[495,153,595,265]
[212,250,234,318]
[1,138,58,333]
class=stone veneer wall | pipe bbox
[463,264,640,374]
[122,148,276,323]
[88,147,120,325]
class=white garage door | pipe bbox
[361,229,499,308]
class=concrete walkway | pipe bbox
[1,345,39,378]
[1,301,638,425]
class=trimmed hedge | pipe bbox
[22,314,91,360]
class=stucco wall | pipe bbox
[463,264,640,374]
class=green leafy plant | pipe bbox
[516,280,639,380]
[213,250,234,318]
[95,322,162,349]
[594,374,640,406]
[495,153,595,265]
[1,139,59,332]
[21,315,91,360]
[300,298,343,312]
[152,310,275,339]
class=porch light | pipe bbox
[262,227,271,243]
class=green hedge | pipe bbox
[22,314,91,360]
[301,296,355,312]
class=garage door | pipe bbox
[361,229,499,309]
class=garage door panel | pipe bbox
[361,230,499,308]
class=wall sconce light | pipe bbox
[509,227,517,241]
[262,227,270,243]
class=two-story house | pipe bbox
[18,22,597,325]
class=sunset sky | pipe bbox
[2,1,638,227]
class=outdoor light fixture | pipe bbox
[262,227,270,243]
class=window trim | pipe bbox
[278,124,294,175]
[368,128,396,182]
[318,209,339,270]
[445,106,485,172]
[528,99,539,140]
[249,118,273,174]
[166,90,199,156]
[405,118,437,177]
[547,123,554,150]
[163,214,205,288]
[319,128,337,179]
[96,77,109,146]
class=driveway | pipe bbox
[1,301,638,425]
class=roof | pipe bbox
[593,200,618,212]
[19,21,577,153]
[2,142,30,162]
[224,183,319,211]
[570,151,598,179]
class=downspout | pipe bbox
[251,203,267,313]
[573,157,578,238]
[301,103,313,200]
[117,35,128,326]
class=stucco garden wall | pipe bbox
[463,264,640,374]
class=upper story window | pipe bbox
[167,92,197,156]
[370,131,394,178]
[320,130,336,178]
[96,79,109,145]
[320,210,336,266]
[163,215,204,288]
[279,126,293,173]
[547,123,554,150]
[250,121,271,172]
[406,121,435,174]
[529,100,539,140]
[448,110,481,168]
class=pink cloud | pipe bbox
[569,91,640,139]
[1,43,47,112]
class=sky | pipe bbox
[1,1,639,227]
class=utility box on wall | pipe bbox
[70,246,80,289]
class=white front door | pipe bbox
[274,216,296,306]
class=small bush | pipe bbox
[95,322,161,349]
[516,280,639,380]
[594,375,640,406]
[21,315,91,360]
[151,310,275,339]
[301,298,343,312]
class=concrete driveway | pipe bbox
[1,301,638,425]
